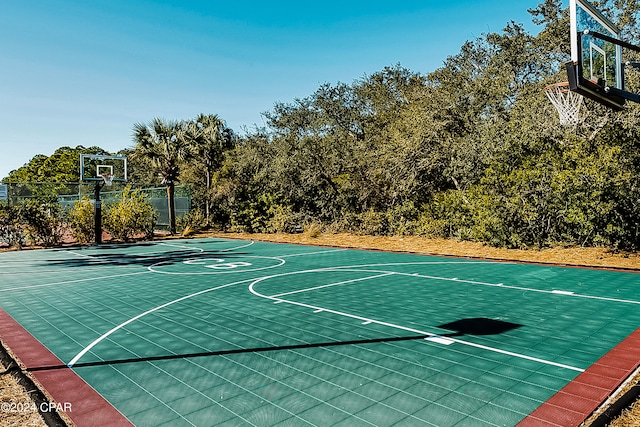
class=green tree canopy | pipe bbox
[4,145,105,183]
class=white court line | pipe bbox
[270,272,394,298]
[64,257,634,370]
[158,242,205,252]
[65,250,94,258]
[247,269,585,373]
[279,248,347,258]
[2,271,150,292]
[315,265,640,306]
[425,336,455,345]
[374,269,640,305]
[67,277,257,367]
[219,240,255,252]
[147,255,285,275]
[159,240,255,253]
[552,290,575,295]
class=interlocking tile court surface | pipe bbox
[1,238,639,426]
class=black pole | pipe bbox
[94,181,103,245]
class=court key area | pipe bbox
[1,237,639,426]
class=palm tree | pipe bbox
[132,118,191,234]
[187,114,235,222]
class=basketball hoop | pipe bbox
[544,82,583,126]
[99,174,114,186]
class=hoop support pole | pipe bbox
[94,181,104,245]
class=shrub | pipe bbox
[386,201,419,236]
[20,200,67,247]
[303,221,323,238]
[177,209,207,236]
[356,209,388,235]
[103,187,158,242]
[267,204,306,233]
[229,194,278,233]
[324,211,358,234]
[68,196,94,244]
[0,205,25,248]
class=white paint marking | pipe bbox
[65,250,93,258]
[552,290,575,295]
[3,271,150,292]
[314,309,324,313]
[67,278,256,367]
[65,255,637,370]
[248,271,586,373]
[159,242,205,252]
[270,272,394,298]
[425,336,455,345]
[159,240,254,253]
[218,240,255,252]
[279,248,347,258]
[336,267,640,306]
[148,255,285,275]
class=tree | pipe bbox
[132,118,191,234]
[186,114,235,223]
[3,146,107,201]
[4,146,105,183]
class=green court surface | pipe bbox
[1,238,639,426]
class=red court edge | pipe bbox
[1,306,639,427]
[0,308,134,427]
[517,327,640,427]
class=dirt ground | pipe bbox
[1,231,639,426]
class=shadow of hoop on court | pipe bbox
[437,317,523,337]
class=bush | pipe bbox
[267,204,306,233]
[20,200,67,247]
[229,194,278,233]
[303,221,323,237]
[177,209,206,236]
[326,212,358,234]
[356,209,388,235]
[0,205,25,248]
[386,201,419,236]
[103,187,158,242]
[68,197,94,244]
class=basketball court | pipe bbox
[2,1,640,426]
[1,237,639,426]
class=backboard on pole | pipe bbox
[567,0,640,109]
[80,154,128,183]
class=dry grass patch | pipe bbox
[0,360,46,427]
[206,232,640,270]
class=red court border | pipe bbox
[0,308,134,427]
[518,327,640,426]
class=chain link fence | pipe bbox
[0,182,191,228]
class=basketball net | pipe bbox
[99,174,114,186]
[544,82,583,126]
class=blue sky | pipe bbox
[0,1,542,179]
